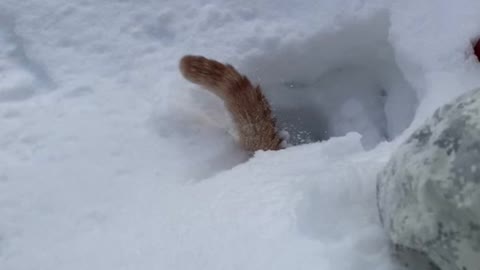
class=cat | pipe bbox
[180,55,285,152]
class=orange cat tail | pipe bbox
[179,55,284,152]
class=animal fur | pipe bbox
[179,55,284,152]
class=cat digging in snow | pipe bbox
[180,55,285,152]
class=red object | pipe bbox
[474,38,480,61]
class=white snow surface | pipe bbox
[1,0,480,269]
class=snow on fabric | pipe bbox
[1,0,480,269]
[378,87,480,270]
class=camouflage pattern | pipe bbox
[377,88,480,270]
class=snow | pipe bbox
[1,0,480,269]
[241,11,418,148]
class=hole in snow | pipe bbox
[242,13,418,149]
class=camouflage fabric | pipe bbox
[377,88,480,270]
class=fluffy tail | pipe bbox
[179,55,284,152]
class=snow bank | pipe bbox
[1,0,480,270]
[389,0,480,128]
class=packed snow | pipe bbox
[1,0,480,269]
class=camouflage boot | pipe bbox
[377,88,480,270]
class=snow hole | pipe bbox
[243,13,418,149]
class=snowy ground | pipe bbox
[1,1,480,269]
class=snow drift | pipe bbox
[2,0,480,270]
